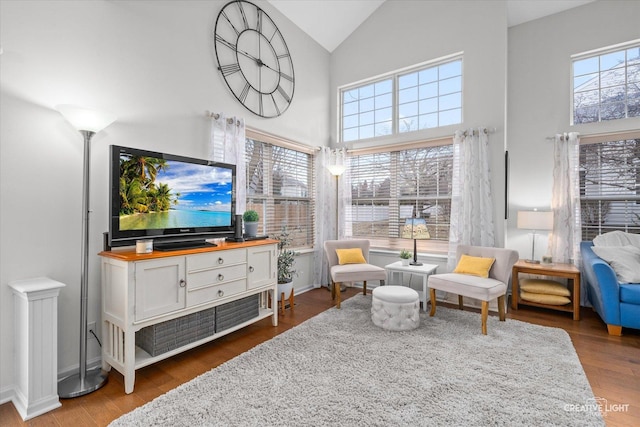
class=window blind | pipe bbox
[580,137,640,240]
[245,138,315,249]
[347,141,453,253]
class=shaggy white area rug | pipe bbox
[110,295,604,426]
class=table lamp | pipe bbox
[517,210,553,264]
[401,217,430,266]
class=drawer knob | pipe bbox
[218,257,224,265]
[249,266,255,273]
[179,279,186,288]
[218,274,224,281]
[218,289,224,297]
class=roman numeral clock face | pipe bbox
[214,0,295,118]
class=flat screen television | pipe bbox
[109,145,236,250]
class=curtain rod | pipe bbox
[460,127,496,138]
[545,132,578,142]
[205,110,241,126]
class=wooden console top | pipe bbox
[99,239,278,262]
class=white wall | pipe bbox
[0,0,330,399]
[3,0,640,405]
[506,0,640,258]
[330,0,509,248]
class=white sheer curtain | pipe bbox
[448,127,495,270]
[314,147,333,288]
[547,132,581,266]
[313,147,337,288]
[209,113,246,213]
[313,147,351,287]
[335,148,351,239]
[313,147,349,288]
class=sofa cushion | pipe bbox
[620,284,640,304]
[591,245,640,283]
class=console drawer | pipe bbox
[187,263,246,290]
[187,249,246,272]
[186,278,246,307]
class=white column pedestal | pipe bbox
[8,277,66,420]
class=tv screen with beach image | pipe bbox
[118,154,233,231]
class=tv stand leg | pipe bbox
[271,288,278,326]
[124,332,136,394]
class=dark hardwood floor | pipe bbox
[1,287,638,426]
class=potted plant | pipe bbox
[274,226,298,304]
[242,210,259,237]
[399,249,412,266]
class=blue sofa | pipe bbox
[580,241,640,335]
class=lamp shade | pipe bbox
[401,218,430,239]
[327,164,346,176]
[517,210,553,230]
[56,104,116,133]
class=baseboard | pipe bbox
[12,388,61,421]
[0,357,102,415]
[0,384,14,405]
[293,284,315,294]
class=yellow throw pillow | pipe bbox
[336,248,367,265]
[520,279,570,297]
[453,254,495,278]
[520,291,571,306]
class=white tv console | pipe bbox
[99,240,278,394]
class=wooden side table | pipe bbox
[511,260,581,320]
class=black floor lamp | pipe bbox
[56,105,116,398]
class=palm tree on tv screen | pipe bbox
[119,156,177,216]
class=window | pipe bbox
[579,138,640,240]
[347,141,453,253]
[342,79,393,141]
[341,56,463,143]
[398,60,462,133]
[245,136,315,249]
[572,42,640,124]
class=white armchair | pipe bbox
[323,239,386,309]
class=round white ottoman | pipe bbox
[371,286,420,331]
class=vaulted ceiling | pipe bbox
[267,0,596,52]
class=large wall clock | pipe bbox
[214,0,295,118]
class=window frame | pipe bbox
[571,39,640,125]
[244,129,316,250]
[346,137,453,254]
[339,53,463,144]
[579,130,640,240]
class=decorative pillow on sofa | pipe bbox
[453,254,495,278]
[335,248,367,265]
[591,245,640,284]
[594,230,640,248]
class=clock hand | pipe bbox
[236,48,260,63]
[236,48,276,71]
